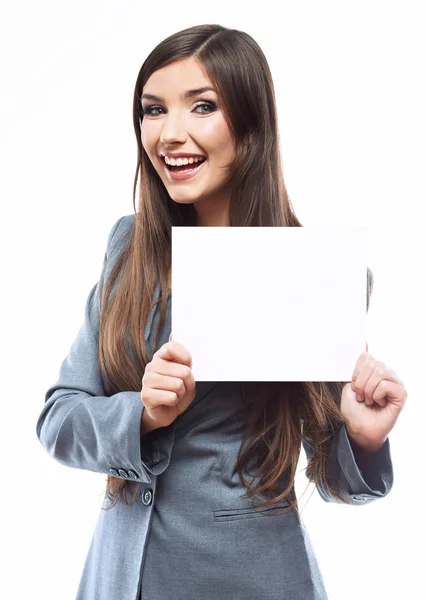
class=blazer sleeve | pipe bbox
[302,266,394,505]
[302,424,393,505]
[35,215,175,485]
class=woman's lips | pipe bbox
[162,158,207,181]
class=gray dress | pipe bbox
[35,215,393,600]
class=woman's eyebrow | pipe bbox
[141,87,216,102]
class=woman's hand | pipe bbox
[340,343,408,452]
[140,333,196,433]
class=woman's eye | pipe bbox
[142,101,217,117]
[194,101,217,114]
[142,106,163,116]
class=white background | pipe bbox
[1,1,426,598]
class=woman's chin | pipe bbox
[167,191,199,205]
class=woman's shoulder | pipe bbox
[100,214,136,286]
[107,213,136,254]
[120,213,136,231]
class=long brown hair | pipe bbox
[99,24,369,515]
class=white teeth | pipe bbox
[163,156,205,166]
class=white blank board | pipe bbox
[171,227,368,382]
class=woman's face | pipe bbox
[140,57,235,223]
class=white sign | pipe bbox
[171,227,368,382]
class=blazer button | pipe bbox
[109,468,120,477]
[118,469,129,478]
[128,470,138,480]
[142,489,153,506]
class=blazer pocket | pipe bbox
[213,500,291,522]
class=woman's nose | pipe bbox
[160,113,188,145]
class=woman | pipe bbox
[36,24,407,600]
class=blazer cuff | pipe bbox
[140,414,176,477]
[338,423,394,503]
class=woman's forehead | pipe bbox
[142,58,215,98]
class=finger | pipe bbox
[352,383,365,402]
[169,332,172,342]
[155,341,192,367]
[372,380,406,408]
[147,372,187,400]
[352,356,374,403]
[144,387,181,408]
[363,365,402,406]
[352,351,371,383]
[366,342,368,352]
[150,359,196,392]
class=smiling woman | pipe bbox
[139,57,236,223]
[36,22,397,600]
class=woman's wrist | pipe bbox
[140,409,157,436]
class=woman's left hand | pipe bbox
[340,344,408,452]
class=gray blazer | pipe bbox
[36,215,393,600]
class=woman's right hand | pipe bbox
[140,333,196,434]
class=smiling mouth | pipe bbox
[164,158,207,172]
